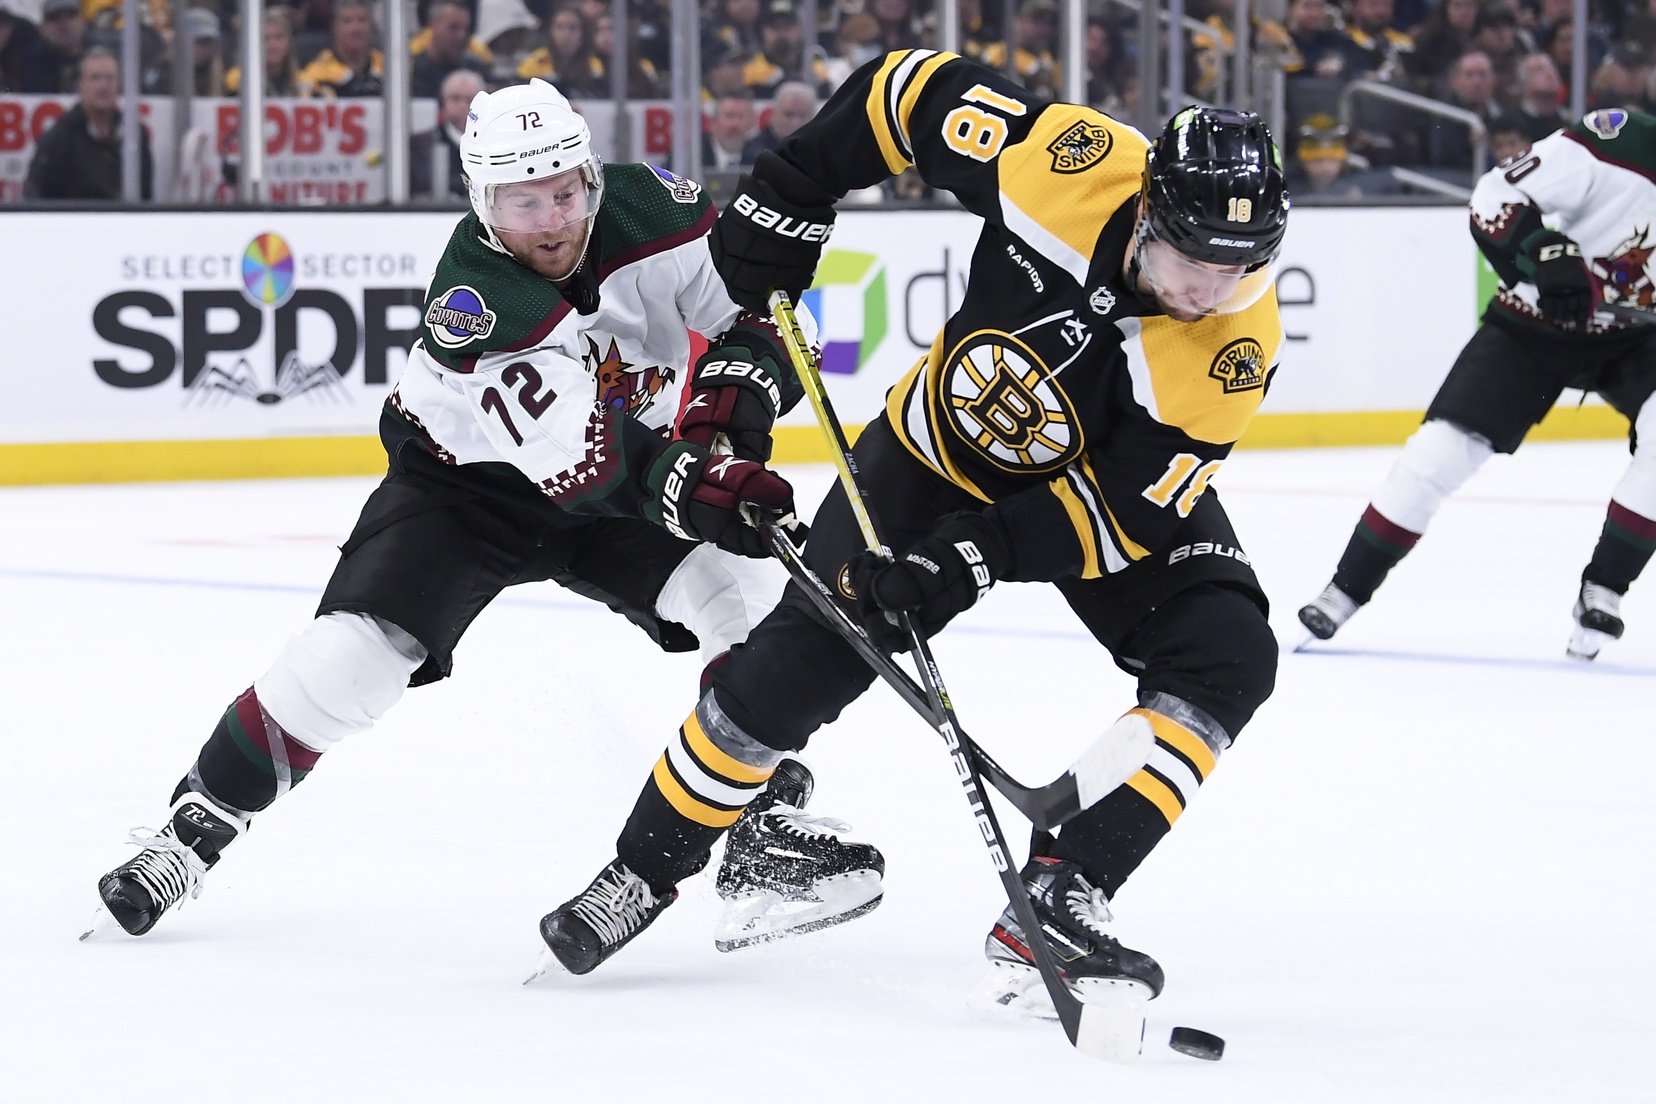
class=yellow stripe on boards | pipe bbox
[651,756,743,829]
[1125,769,1185,827]
[681,713,775,786]
[1132,708,1217,779]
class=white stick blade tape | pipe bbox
[1071,713,1155,810]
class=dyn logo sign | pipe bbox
[799,250,886,376]
[93,232,424,404]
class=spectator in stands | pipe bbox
[411,67,481,200]
[705,43,750,97]
[1511,51,1568,141]
[740,79,814,161]
[517,2,605,97]
[823,9,880,90]
[592,9,663,97]
[1084,17,1131,106]
[1193,0,1294,100]
[980,0,1060,97]
[19,0,84,93]
[226,6,307,97]
[1628,0,1656,55]
[705,0,763,60]
[1289,112,1400,195]
[0,4,42,93]
[1590,42,1654,110]
[1469,3,1525,96]
[955,0,1001,58]
[411,0,490,101]
[24,47,151,200]
[1486,115,1531,162]
[1406,0,1477,85]
[1423,48,1505,170]
[702,91,755,171]
[1342,0,1415,81]
[188,8,225,96]
[871,0,921,53]
[744,0,828,95]
[299,0,384,97]
[1284,0,1353,80]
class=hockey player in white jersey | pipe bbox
[1300,108,1656,659]
[86,80,884,954]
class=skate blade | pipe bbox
[1566,626,1613,661]
[79,905,116,942]
[967,962,1150,1063]
[713,870,882,952]
[523,948,568,985]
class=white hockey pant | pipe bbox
[254,612,428,753]
[1369,419,1495,534]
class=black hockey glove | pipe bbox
[846,511,1012,652]
[678,341,788,462]
[646,441,807,559]
[1525,230,1594,331]
[709,151,838,315]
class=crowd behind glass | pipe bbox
[1,0,1651,203]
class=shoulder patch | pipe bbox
[1046,119,1114,173]
[1584,109,1630,140]
[425,285,497,349]
[1209,338,1267,393]
[650,165,703,203]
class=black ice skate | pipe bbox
[84,791,246,939]
[712,758,885,951]
[970,855,1164,1047]
[531,860,677,979]
[1297,581,1360,642]
[1567,580,1626,660]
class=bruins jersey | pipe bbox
[778,50,1283,578]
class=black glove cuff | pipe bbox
[752,150,840,211]
[934,510,1014,583]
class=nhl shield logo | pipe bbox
[1046,120,1114,174]
[425,286,497,349]
[1089,286,1117,315]
[1209,338,1267,393]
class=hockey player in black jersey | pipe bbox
[541,49,1290,1034]
[1299,108,1656,660]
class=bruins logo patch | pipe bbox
[1209,338,1267,393]
[943,330,1082,472]
[836,563,857,600]
[1046,120,1113,174]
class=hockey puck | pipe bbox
[1168,1026,1225,1061]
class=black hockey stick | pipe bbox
[768,292,1127,1058]
[1599,301,1656,327]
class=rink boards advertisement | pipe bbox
[0,204,1621,483]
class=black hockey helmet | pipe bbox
[1141,106,1289,270]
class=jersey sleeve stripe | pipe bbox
[1063,465,1130,574]
[999,192,1092,285]
[896,50,958,153]
[1050,473,1105,577]
[866,52,914,174]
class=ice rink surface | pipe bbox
[4,441,1653,1103]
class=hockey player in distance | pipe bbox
[539,50,1288,1031]
[1300,108,1656,660]
[89,80,885,950]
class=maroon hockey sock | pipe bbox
[1331,505,1423,604]
[181,687,323,815]
[1584,502,1656,593]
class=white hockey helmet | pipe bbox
[460,79,604,241]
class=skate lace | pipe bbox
[1064,882,1116,940]
[123,828,209,912]
[571,867,660,948]
[1580,581,1622,616]
[764,807,852,841]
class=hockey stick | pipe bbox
[1599,301,1656,327]
[768,291,1129,1059]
